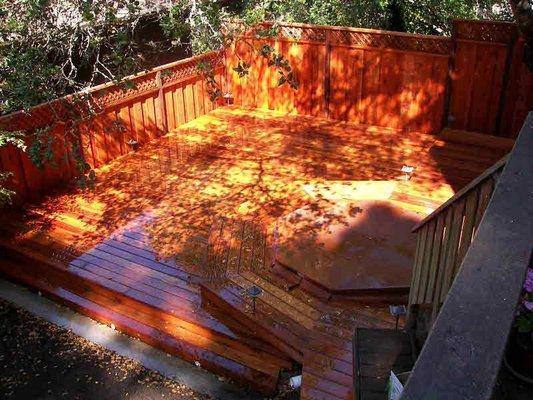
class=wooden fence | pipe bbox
[1,19,532,204]
[226,20,533,137]
[408,156,507,323]
[0,52,224,203]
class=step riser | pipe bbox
[200,284,304,364]
[0,247,280,395]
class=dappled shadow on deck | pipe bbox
[1,106,505,292]
[0,106,508,398]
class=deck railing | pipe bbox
[401,112,533,399]
[0,51,224,203]
[408,155,507,323]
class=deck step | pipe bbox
[0,244,288,395]
[200,275,306,364]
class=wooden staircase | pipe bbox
[200,267,397,400]
[0,213,292,395]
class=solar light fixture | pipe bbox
[223,92,234,106]
[389,305,407,331]
[127,138,139,151]
[246,285,263,314]
[401,165,415,180]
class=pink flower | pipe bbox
[525,268,533,293]
[524,301,533,312]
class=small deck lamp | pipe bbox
[246,285,263,314]
[389,305,407,331]
[223,92,234,106]
[401,165,415,181]
[127,138,139,151]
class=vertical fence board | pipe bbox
[102,110,122,161]
[131,101,146,144]
[360,50,382,126]
[90,117,109,167]
[175,87,187,126]
[164,89,176,131]
[142,96,158,141]
[329,46,363,122]
[185,84,197,122]
[409,223,428,305]
[118,106,133,153]
[455,189,479,274]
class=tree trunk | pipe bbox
[510,0,533,71]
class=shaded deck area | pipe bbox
[0,107,508,398]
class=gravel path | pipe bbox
[0,298,212,400]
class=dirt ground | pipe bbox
[0,298,214,400]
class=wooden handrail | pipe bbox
[402,112,533,400]
[412,155,508,232]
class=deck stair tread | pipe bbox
[0,254,281,395]
[200,267,368,400]
[0,234,291,395]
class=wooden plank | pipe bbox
[439,199,466,301]
[329,46,363,122]
[409,224,428,305]
[428,56,449,134]
[449,41,477,129]
[101,110,123,161]
[141,96,158,141]
[184,84,197,122]
[117,106,133,154]
[130,101,146,144]
[163,89,176,131]
[416,219,436,304]
[174,86,187,126]
[90,116,109,167]
[200,282,304,363]
[454,189,479,275]
[360,49,381,126]
[431,207,452,310]
[424,213,446,304]
[468,43,506,133]
[473,177,496,233]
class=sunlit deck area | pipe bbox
[0,106,508,398]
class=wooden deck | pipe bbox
[0,106,508,398]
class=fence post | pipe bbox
[324,30,332,119]
[156,70,168,135]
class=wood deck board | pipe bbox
[0,106,505,398]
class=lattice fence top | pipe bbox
[327,29,452,55]
[0,51,224,132]
[453,20,518,44]
[267,22,453,55]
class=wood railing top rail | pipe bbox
[412,155,509,232]
[401,112,533,400]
